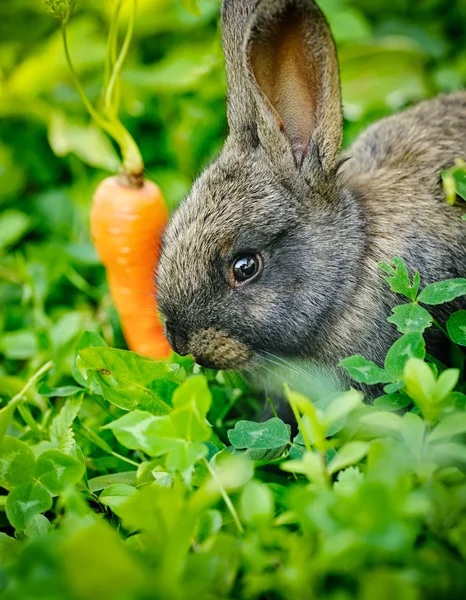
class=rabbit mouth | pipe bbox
[187,328,255,371]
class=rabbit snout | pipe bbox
[164,322,190,356]
[169,326,253,370]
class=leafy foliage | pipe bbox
[1,0,466,598]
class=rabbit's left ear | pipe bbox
[246,0,343,172]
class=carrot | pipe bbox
[45,0,171,359]
[91,177,170,358]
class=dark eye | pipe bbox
[232,253,263,285]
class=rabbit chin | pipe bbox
[188,328,255,371]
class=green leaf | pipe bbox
[106,410,173,455]
[77,347,180,415]
[433,368,460,403]
[374,393,411,411]
[281,451,327,487]
[447,310,466,345]
[402,358,436,406]
[383,381,405,394]
[379,257,420,301]
[24,514,51,538]
[0,403,17,444]
[61,520,146,600]
[360,412,404,436]
[243,446,288,461]
[431,442,466,465]
[88,471,137,493]
[36,449,85,495]
[38,384,84,397]
[0,210,31,251]
[170,376,212,441]
[328,441,370,475]
[202,452,254,501]
[5,482,52,531]
[165,441,208,476]
[72,331,107,388]
[124,43,219,94]
[324,389,365,428]
[429,413,466,443]
[0,533,19,566]
[287,445,305,462]
[418,279,466,305]
[334,466,364,496]
[50,395,82,454]
[340,355,392,384]
[284,387,326,452]
[106,410,206,478]
[195,510,223,544]
[48,111,120,172]
[0,143,25,203]
[99,485,137,514]
[443,161,466,203]
[0,330,38,360]
[452,167,466,200]
[401,412,425,461]
[0,436,36,490]
[240,481,274,524]
[227,418,290,450]
[387,303,433,334]
[384,333,425,379]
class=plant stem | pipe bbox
[105,0,135,119]
[112,120,144,184]
[111,451,140,468]
[288,396,312,453]
[104,0,123,92]
[18,404,42,436]
[432,318,449,337]
[61,13,144,182]
[10,361,54,406]
[61,24,113,135]
[203,458,244,533]
[266,396,279,419]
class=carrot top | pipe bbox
[42,0,144,187]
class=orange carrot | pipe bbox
[46,0,171,359]
[90,176,171,359]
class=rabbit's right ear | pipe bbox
[222,0,343,174]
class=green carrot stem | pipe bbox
[105,0,135,119]
[61,6,144,181]
[61,24,112,135]
[104,0,123,91]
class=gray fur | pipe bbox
[156,0,466,396]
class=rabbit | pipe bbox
[156,0,466,412]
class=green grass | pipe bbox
[0,259,466,599]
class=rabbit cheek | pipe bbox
[189,328,253,370]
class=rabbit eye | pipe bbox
[232,254,263,285]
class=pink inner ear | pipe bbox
[249,8,320,163]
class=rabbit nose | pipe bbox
[164,322,189,356]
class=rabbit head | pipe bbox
[156,0,365,370]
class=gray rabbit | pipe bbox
[156,0,466,405]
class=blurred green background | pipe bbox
[0,0,465,374]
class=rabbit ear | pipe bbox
[248,0,342,170]
[223,0,342,172]
[221,1,262,146]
